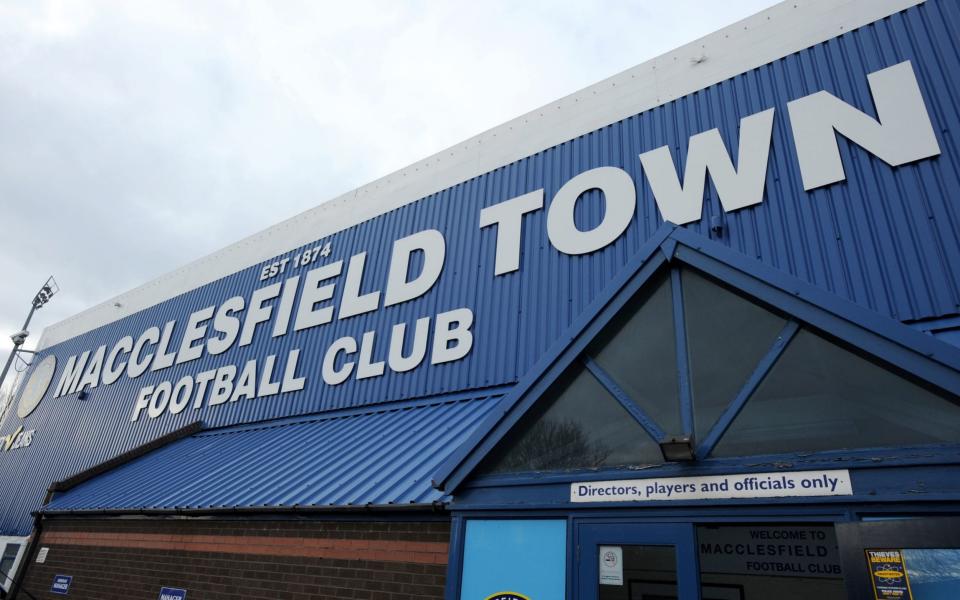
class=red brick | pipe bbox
[20,518,449,600]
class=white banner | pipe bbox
[570,470,852,503]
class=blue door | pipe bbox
[578,523,699,600]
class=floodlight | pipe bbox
[659,435,696,462]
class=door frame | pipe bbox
[576,521,700,600]
[447,505,960,599]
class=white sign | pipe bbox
[17,355,56,419]
[571,470,852,503]
[598,545,623,586]
[698,525,843,579]
[36,547,49,563]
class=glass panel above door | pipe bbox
[474,260,960,480]
[479,364,663,475]
[712,328,960,458]
[681,268,787,443]
[590,271,681,436]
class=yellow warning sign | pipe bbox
[866,549,913,600]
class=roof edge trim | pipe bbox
[46,420,203,496]
[37,500,448,518]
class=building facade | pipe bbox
[1,0,960,598]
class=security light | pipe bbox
[659,436,696,462]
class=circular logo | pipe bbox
[16,355,56,419]
[485,594,530,600]
[602,550,619,568]
[875,565,904,584]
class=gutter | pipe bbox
[45,420,203,501]
[37,500,448,519]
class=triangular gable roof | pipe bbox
[432,223,960,493]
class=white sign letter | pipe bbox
[102,337,133,386]
[339,252,381,319]
[177,306,215,365]
[240,283,281,346]
[431,308,474,365]
[322,336,357,385]
[384,230,446,307]
[788,60,940,191]
[207,296,244,355]
[639,108,774,224]
[479,189,544,275]
[294,261,344,331]
[388,317,430,373]
[131,385,154,422]
[547,167,635,255]
[55,352,89,397]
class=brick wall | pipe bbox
[18,516,450,600]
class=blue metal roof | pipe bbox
[43,389,505,513]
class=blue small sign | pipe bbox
[51,574,72,595]
[159,587,187,600]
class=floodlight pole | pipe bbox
[0,303,39,400]
[0,277,58,424]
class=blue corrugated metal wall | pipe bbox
[1,0,959,534]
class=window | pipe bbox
[480,365,663,474]
[681,269,786,442]
[0,543,20,583]
[481,274,682,474]
[477,264,960,477]
[713,329,960,457]
[590,272,681,435]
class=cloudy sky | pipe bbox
[0,0,777,391]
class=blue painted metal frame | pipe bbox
[577,522,699,600]
[463,444,960,492]
[583,357,666,442]
[443,515,466,600]
[670,269,695,438]
[453,463,960,514]
[696,320,800,458]
[566,515,576,600]
[433,226,960,494]
[441,502,960,599]
[447,503,951,523]
[450,509,912,600]
[670,231,960,393]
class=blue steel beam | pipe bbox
[670,268,695,438]
[583,357,666,443]
[696,320,800,458]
